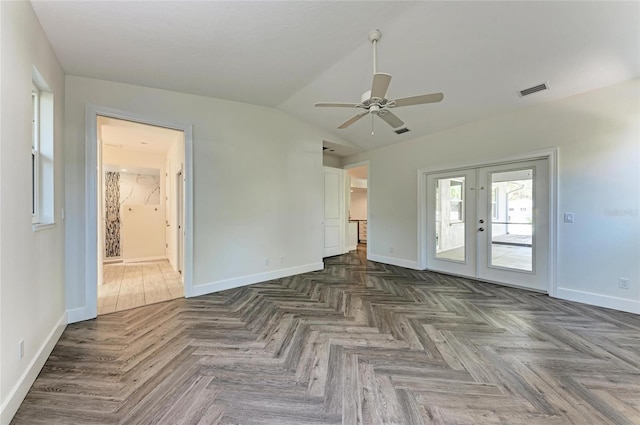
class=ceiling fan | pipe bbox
[315,29,443,132]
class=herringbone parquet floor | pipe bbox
[12,247,640,424]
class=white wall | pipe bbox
[350,190,367,220]
[345,79,640,313]
[0,2,66,422]
[65,76,346,316]
[103,145,167,171]
[323,153,342,168]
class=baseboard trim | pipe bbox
[367,254,420,270]
[66,307,87,324]
[190,262,324,297]
[0,311,67,425]
[123,255,167,264]
[555,287,640,314]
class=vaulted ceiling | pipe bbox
[31,1,640,152]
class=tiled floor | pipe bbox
[438,243,532,271]
[98,260,183,315]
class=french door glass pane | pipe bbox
[435,176,465,262]
[490,169,533,271]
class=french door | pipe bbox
[426,159,549,292]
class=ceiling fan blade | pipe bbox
[314,102,361,108]
[371,73,392,99]
[377,110,404,128]
[391,92,444,108]
[338,111,369,129]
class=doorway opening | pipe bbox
[419,153,555,294]
[97,116,186,315]
[345,163,369,256]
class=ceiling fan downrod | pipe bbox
[369,29,382,74]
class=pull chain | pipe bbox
[371,114,375,135]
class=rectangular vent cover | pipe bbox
[395,127,410,135]
[518,82,548,97]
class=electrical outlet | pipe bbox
[619,278,629,289]
[265,258,269,266]
[280,257,284,264]
[564,212,574,223]
[389,247,394,253]
[18,340,24,360]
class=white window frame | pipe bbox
[449,179,464,223]
[491,187,499,220]
[32,67,55,231]
[32,83,40,224]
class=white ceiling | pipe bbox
[32,1,640,152]
[98,116,182,154]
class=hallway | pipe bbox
[98,260,183,314]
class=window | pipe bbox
[32,84,40,223]
[449,180,464,222]
[491,187,499,219]
[32,67,55,229]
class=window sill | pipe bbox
[32,222,56,232]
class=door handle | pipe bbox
[478,227,485,232]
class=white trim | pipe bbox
[0,312,67,424]
[123,255,168,264]
[367,254,420,270]
[191,262,324,297]
[66,307,87,324]
[555,288,640,315]
[417,148,558,297]
[31,85,40,225]
[31,222,56,232]
[84,104,194,320]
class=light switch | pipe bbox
[564,212,574,223]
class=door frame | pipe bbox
[343,160,370,255]
[84,104,194,320]
[417,148,558,296]
[176,168,184,274]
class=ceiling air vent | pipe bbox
[394,127,410,135]
[518,82,549,97]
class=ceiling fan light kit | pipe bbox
[315,29,444,133]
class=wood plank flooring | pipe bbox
[12,247,640,424]
[98,260,183,315]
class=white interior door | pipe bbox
[426,169,477,276]
[426,159,550,292]
[323,166,345,258]
[477,159,549,291]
